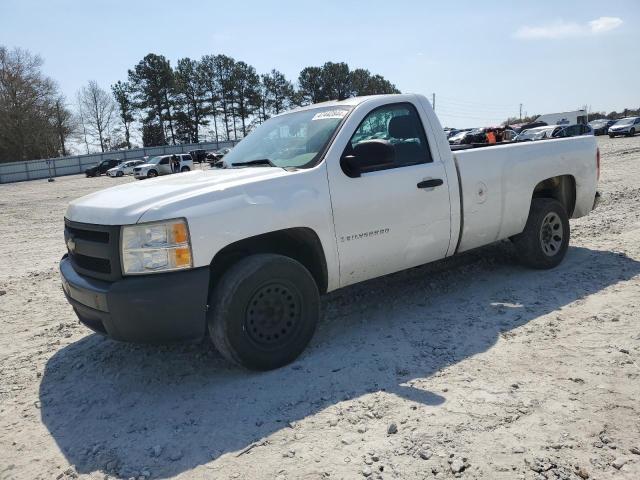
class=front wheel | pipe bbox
[512,198,570,269]
[147,170,158,178]
[630,128,636,137]
[116,171,124,177]
[208,254,320,370]
[180,166,190,172]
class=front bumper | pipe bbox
[608,129,629,136]
[60,255,210,343]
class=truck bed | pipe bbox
[452,136,598,253]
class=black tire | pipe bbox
[512,198,570,269]
[147,169,158,178]
[630,128,636,137]
[180,166,190,172]
[116,171,124,177]
[208,254,319,370]
[609,134,615,138]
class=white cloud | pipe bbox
[514,16,623,40]
[588,16,623,34]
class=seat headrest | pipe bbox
[389,115,418,139]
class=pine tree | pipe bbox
[174,58,210,143]
[111,80,135,149]
[128,54,177,145]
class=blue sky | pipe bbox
[1,0,638,128]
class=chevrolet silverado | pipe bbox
[60,94,600,370]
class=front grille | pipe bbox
[64,219,121,281]
[65,225,109,243]
[72,253,111,274]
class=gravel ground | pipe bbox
[1,136,639,480]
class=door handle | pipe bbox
[417,178,443,189]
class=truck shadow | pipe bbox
[39,244,640,478]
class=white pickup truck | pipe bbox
[60,94,600,370]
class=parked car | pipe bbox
[85,159,121,177]
[608,117,640,138]
[552,124,593,138]
[133,154,194,179]
[107,160,144,177]
[60,93,599,370]
[444,128,462,139]
[588,119,616,136]
[448,129,486,145]
[502,128,518,141]
[206,147,233,165]
[189,149,208,163]
[515,126,561,142]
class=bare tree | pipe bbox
[75,91,90,154]
[77,80,115,152]
[53,96,76,156]
[0,46,68,162]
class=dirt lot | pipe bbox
[1,136,639,480]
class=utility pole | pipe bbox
[432,93,436,112]
[519,103,523,121]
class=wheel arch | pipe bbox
[532,174,576,217]
[208,227,329,295]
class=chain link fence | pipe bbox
[0,140,237,184]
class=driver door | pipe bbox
[158,157,172,174]
[327,102,452,287]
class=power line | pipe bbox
[436,112,507,122]
[435,102,516,116]
[435,95,515,110]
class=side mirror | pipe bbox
[340,140,395,178]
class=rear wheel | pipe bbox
[147,170,158,178]
[513,198,570,269]
[208,254,319,370]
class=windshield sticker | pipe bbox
[312,109,348,121]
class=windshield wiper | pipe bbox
[231,159,277,168]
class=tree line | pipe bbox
[112,54,400,149]
[0,45,400,162]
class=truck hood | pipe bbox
[66,167,289,225]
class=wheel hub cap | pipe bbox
[246,284,300,346]
[540,212,563,256]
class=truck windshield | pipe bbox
[223,105,353,169]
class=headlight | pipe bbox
[121,219,193,275]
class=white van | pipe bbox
[535,110,587,126]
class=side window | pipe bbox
[348,103,432,171]
[159,158,170,165]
